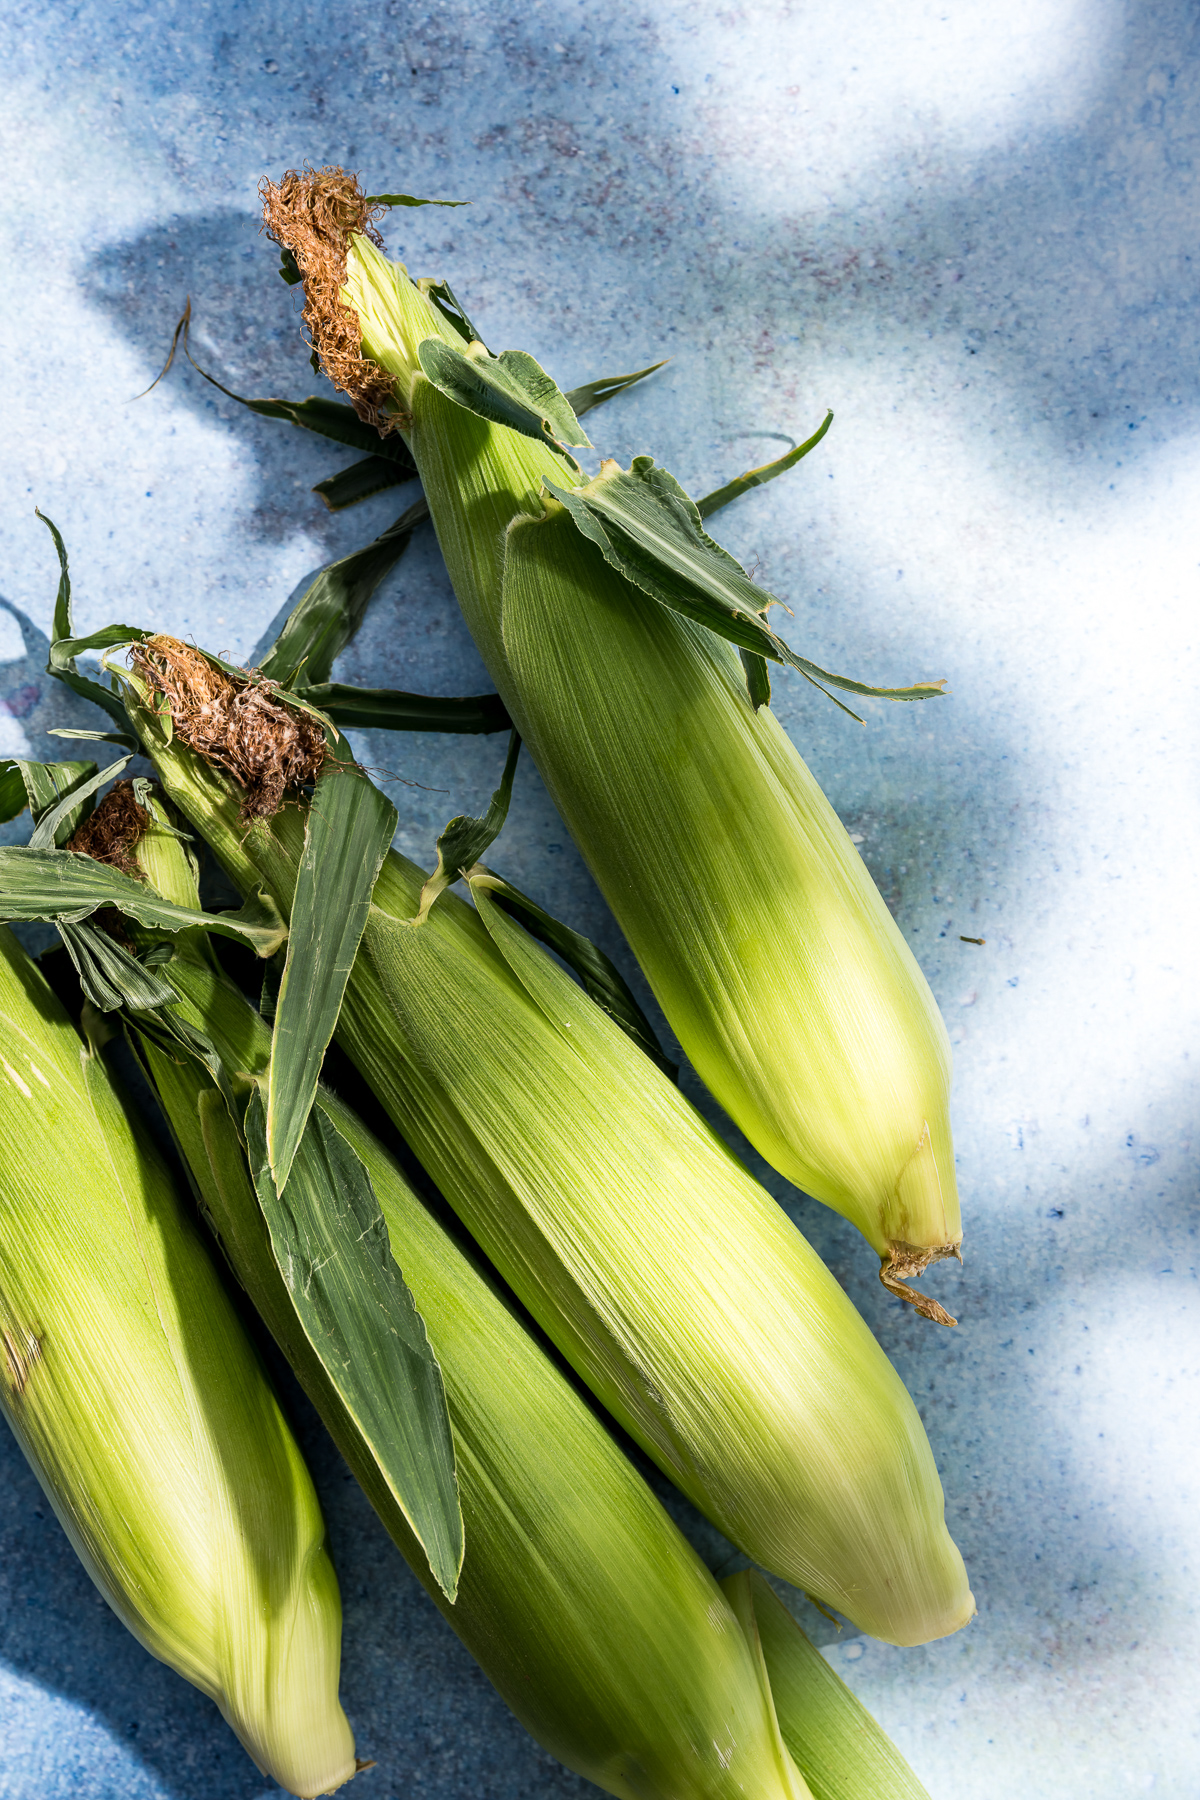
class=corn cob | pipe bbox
[0,923,357,1798]
[120,652,973,1648]
[259,165,962,1324]
[108,788,818,1800]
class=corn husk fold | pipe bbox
[124,683,973,1649]
[0,924,356,1798]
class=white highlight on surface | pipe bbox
[656,0,1121,207]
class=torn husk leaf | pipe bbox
[120,663,974,1649]
[260,166,964,1319]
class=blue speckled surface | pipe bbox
[1,1,1197,1794]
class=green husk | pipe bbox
[120,803,819,1800]
[121,663,974,1649]
[0,924,356,1798]
[271,181,962,1318]
[725,1572,934,1800]
[114,785,463,1601]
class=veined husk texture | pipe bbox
[125,834,812,1800]
[0,926,355,1798]
[725,1569,934,1800]
[344,236,961,1309]
[137,726,973,1648]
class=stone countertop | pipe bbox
[1,2,1196,1795]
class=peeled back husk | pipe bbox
[129,697,974,1650]
[338,225,962,1321]
[0,925,356,1798]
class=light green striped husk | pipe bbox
[725,1570,934,1800]
[0,925,356,1798]
[345,238,962,1305]
[135,721,973,1649]
[129,807,814,1800]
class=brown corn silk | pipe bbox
[130,636,327,820]
[260,167,397,429]
[65,779,151,876]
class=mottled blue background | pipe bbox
[1,1,1197,1795]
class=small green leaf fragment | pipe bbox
[266,759,398,1192]
[417,339,591,454]
[0,762,28,826]
[246,1092,464,1600]
[297,684,512,736]
[564,360,668,419]
[696,411,834,519]
[47,729,139,749]
[418,279,485,349]
[740,650,772,711]
[412,732,520,924]
[364,192,469,208]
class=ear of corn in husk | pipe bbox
[115,649,973,1649]
[259,166,962,1323]
[0,921,357,1798]
[98,788,820,1800]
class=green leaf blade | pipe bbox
[0,762,28,826]
[266,760,398,1192]
[740,650,773,711]
[364,192,469,209]
[473,872,677,1080]
[28,756,132,851]
[16,759,97,844]
[564,360,668,419]
[417,340,591,454]
[0,847,287,956]
[544,461,948,707]
[244,394,415,463]
[297,684,512,736]
[696,411,834,520]
[57,919,179,1013]
[543,468,790,665]
[37,513,138,733]
[246,1093,463,1601]
[258,499,427,689]
[312,457,413,512]
[412,732,520,923]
